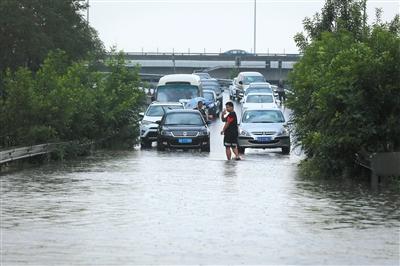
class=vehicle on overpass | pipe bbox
[154,74,203,103]
[221,49,253,56]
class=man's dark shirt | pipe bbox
[222,111,238,138]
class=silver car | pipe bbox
[238,108,290,154]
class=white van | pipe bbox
[155,74,203,103]
[233,72,266,101]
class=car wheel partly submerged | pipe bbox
[157,141,166,151]
[140,138,152,149]
[281,147,290,154]
[201,141,210,152]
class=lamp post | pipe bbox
[253,0,256,54]
[87,0,90,24]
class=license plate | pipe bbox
[257,137,272,142]
[178,138,192,144]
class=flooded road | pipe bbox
[1,93,399,265]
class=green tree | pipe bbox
[288,4,400,177]
[294,0,367,52]
[0,50,145,149]
[0,0,104,72]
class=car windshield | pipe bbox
[243,76,265,84]
[203,92,215,101]
[242,110,285,123]
[246,95,274,103]
[246,87,273,95]
[157,84,199,102]
[146,105,183,116]
[165,112,204,125]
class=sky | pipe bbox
[88,0,400,54]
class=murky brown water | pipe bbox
[1,94,399,265]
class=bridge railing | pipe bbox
[125,52,301,57]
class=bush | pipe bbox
[288,26,400,177]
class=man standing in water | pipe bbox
[221,101,241,160]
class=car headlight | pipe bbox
[161,130,173,136]
[278,127,289,136]
[140,120,153,125]
[201,130,209,136]
[239,129,251,137]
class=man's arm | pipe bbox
[221,115,233,135]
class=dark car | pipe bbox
[201,78,223,110]
[203,90,220,117]
[156,110,210,152]
[193,72,212,79]
[221,49,253,56]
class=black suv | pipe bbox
[156,110,210,152]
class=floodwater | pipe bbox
[1,93,399,265]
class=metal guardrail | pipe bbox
[0,143,59,165]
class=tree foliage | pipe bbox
[295,0,367,52]
[0,51,145,148]
[0,0,104,72]
[288,2,400,177]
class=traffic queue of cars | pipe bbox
[140,73,219,152]
[230,72,291,154]
[139,71,291,155]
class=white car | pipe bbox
[242,93,278,112]
[245,82,273,96]
[139,102,184,147]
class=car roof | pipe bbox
[248,82,271,87]
[246,92,274,96]
[150,101,183,106]
[164,109,201,114]
[158,74,201,86]
[201,78,218,82]
[243,107,281,112]
[239,71,264,76]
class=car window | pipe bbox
[203,92,215,101]
[146,105,183,116]
[243,76,265,84]
[165,113,204,125]
[246,87,272,95]
[246,95,273,103]
[242,110,285,123]
[157,84,199,102]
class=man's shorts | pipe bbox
[224,135,238,147]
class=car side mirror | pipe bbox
[155,120,161,125]
[139,112,144,117]
[238,81,243,85]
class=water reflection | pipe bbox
[293,175,400,230]
[222,161,238,195]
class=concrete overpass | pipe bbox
[124,52,301,85]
